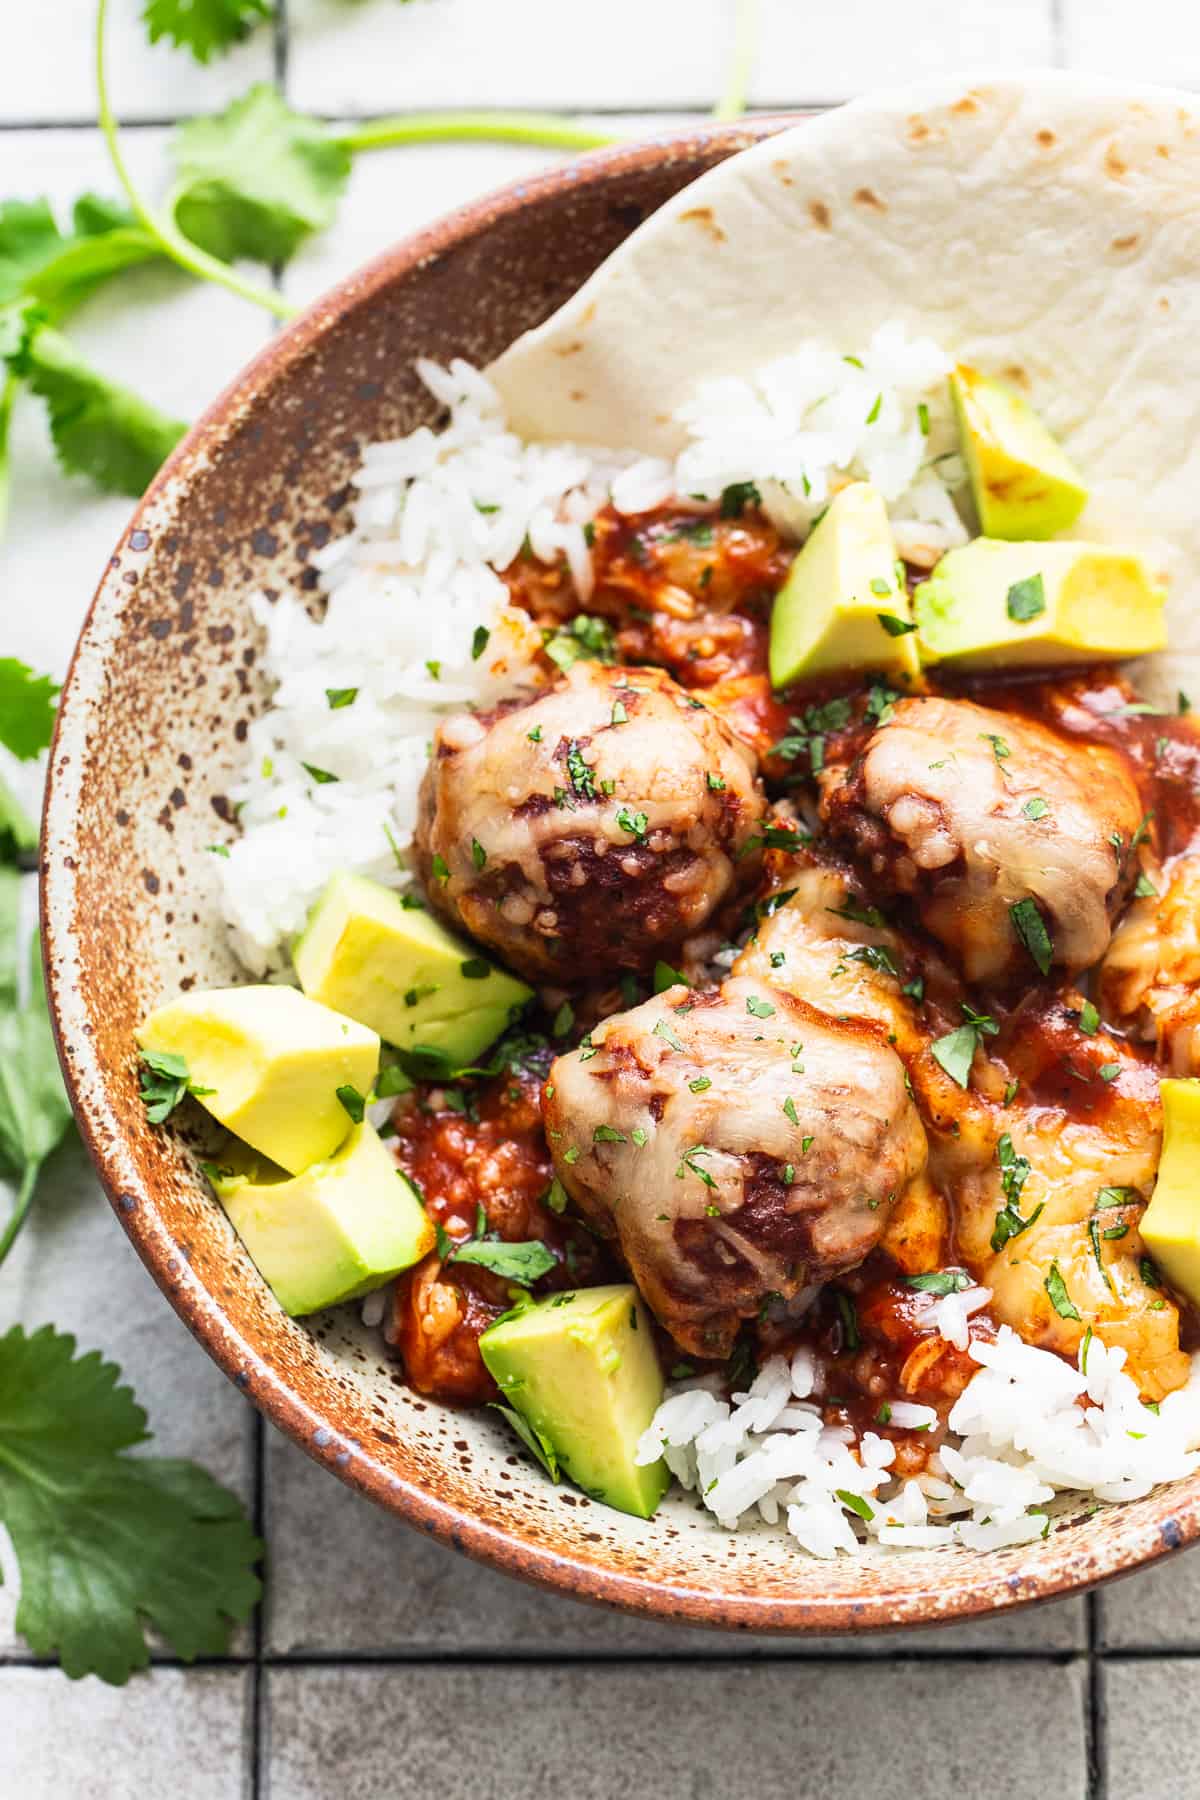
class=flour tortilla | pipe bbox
[489,72,1200,700]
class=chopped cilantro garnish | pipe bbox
[877,612,917,637]
[565,740,597,801]
[719,480,762,519]
[1044,1261,1081,1321]
[592,1124,627,1144]
[1009,897,1053,975]
[300,761,338,785]
[1078,1000,1100,1036]
[335,1084,365,1124]
[616,805,648,841]
[1023,797,1050,821]
[1005,573,1046,623]
[746,994,775,1019]
[904,1270,971,1295]
[676,1145,716,1188]
[324,686,357,709]
[845,943,899,979]
[470,837,487,871]
[471,625,490,661]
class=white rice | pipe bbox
[636,1324,1200,1557]
[218,330,963,970]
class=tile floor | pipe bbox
[2,2,1198,1794]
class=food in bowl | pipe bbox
[131,75,1200,1560]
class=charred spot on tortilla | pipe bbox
[1105,144,1130,179]
[951,94,980,116]
[853,187,887,212]
[1111,234,1140,252]
[679,207,727,245]
[808,200,832,231]
[1036,128,1057,148]
[555,341,586,357]
[772,159,794,186]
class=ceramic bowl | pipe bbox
[42,117,1197,1633]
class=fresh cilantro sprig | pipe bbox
[0,1324,262,1682]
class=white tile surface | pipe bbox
[265,1661,1089,1800]
[1064,0,1200,87]
[0,1666,251,1798]
[288,0,1055,113]
[0,0,273,125]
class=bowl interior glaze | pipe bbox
[42,118,1199,1632]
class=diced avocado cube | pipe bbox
[951,364,1088,541]
[913,538,1166,671]
[480,1284,669,1518]
[293,872,532,1066]
[136,984,378,1175]
[210,1121,433,1316]
[1140,1079,1200,1305]
[768,482,921,690]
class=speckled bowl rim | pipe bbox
[40,115,1200,1633]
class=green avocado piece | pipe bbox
[1140,1079,1200,1307]
[768,482,921,690]
[293,871,533,1066]
[136,984,380,1175]
[950,364,1088,540]
[479,1284,670,1518]
[913,538,1166,670]
[209,1121,434,1317]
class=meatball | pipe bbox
[819,695,1143,985]
[543,975,928,1357]
[415,662,765,984]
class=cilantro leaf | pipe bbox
[903,1270,971,1295]
[1,300,186,497]
[0,197,160,320]
[143,0,273,62]
[1010,897,1054,975]
[170,85,351,267]
[0,659,59,761]
[449,1238,556,1285]
[1044,1261,1081,1322]
[0,1325,261,1683]
[930,1022,980,1089]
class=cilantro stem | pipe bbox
[713,0,760,121]
[0,372,14,544]
[95,0,296,321]
[332,113,620,157]
[0,1162,40,1272]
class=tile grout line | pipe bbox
[1050,0,1068,69]
[0,102,820,134]
[1086,1592,1106,1800]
